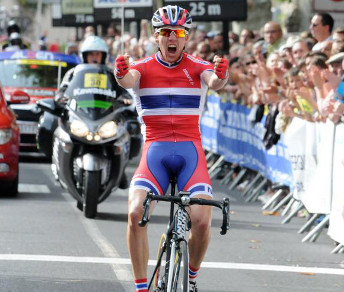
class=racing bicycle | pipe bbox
[139,178,230,292]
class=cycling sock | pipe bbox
[134,278,148,291]
[189,264,199,280]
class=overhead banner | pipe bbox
[163,0,247,21]
[200,92,292,186]
[61,0,94,26]
[93,0,153,22]
[313,0,344,12]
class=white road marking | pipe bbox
[0,254,343,276]
[60,192,133,283]
[18,184,50,193]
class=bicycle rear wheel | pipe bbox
[168,240,189,292]
[151,233,167,291]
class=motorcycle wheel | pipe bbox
[83,170,100,218]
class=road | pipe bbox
[0,158,343,292]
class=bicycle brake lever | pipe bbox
[220,198,230,235]
[138,192,153,227]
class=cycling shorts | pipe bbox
[130,141,212,198]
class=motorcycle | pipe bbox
[37,64,141,218]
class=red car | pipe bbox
[0,87,29,196]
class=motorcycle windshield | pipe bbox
[65,64,121,120]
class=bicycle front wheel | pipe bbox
[168,240,189,292]
[151,233,167,291]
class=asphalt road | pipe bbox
[0,157,343,292]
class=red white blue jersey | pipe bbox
[130,52,214,142]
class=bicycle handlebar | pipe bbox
[138,191,230,235]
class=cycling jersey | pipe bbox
[130,52,214,142]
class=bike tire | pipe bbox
[168,240,189,292]
[151,233,167,291]
[83,170,100,218]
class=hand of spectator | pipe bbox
[114,54,130,79]
[256,65,271,86]
[213,55,229,80]
[262,85,278,94]
[295,87,312,102]
[309,66,324,91]
[272,67,286,88]
[322,69,341,90]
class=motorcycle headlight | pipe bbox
[70,120,89,137]
[0,129,12,145]
[98,121,118,139]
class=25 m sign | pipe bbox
[163,0,247,21]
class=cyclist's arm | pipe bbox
[116,69,140,89]
[202,70,228,91]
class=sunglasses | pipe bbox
[245,60,256,66]
[157,28,187,38]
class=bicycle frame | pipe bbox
[139,178,230,292]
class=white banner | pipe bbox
[302,121,334,214]
[283,117,307,201]
[313,0,344,12]
[328,123,344,245]
[94,0,153,8]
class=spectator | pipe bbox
[195,41,214,62]
[332,27,344,55]
[263,21,284,55]
[84,26,96,39]
[310,12,334,51]
[239,29,255,46]
[213,32,225,56]
[5,32,26,51]
[252,40,268,64]
[65,41,79,56]
[185,40,198,55]
[292,40,310,65]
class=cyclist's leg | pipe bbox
[127,188,151,280]
[127,141,170,283]
[177,140,213,278]
[188,196,212,271]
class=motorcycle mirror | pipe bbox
[37,98,63,116]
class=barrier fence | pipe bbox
[201,91,344,253]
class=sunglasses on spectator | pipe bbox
[264,30,279,34]
[245,60,256,66]
[310,23,320,28]
[157,28,187,38]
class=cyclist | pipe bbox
[114,5,229,292]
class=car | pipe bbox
[0,50,80,155]
[0,86,30,196]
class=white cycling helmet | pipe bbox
[80,35,109,64]
[152,5,192,31]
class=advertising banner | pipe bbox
[329,123,344,245]
[200,93,292,186]
[302,121,334,214]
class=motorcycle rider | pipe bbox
[55,35,132,189]
[1,20,30,51]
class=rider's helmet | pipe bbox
[9,32,22,47]
[80,35,108,64]
[7,20,21,36]
[152,5,192,31]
